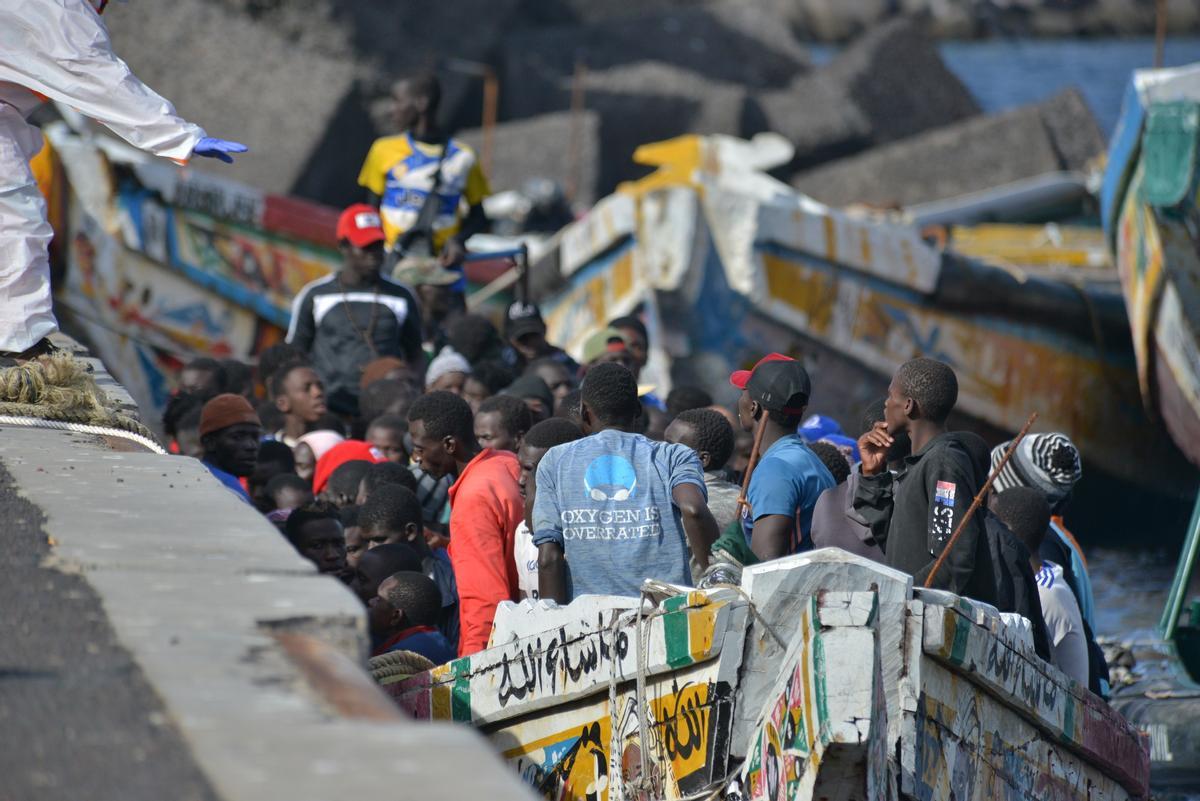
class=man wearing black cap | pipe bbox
[503,301,578,373]
[733,355,835,560]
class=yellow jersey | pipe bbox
[356,133,490,252]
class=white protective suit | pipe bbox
[0,0,206,352]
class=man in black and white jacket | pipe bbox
[287,205,423,415]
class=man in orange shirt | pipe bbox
[408,390,523,656]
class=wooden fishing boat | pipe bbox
[1102,62,1200,470]
[39,113,1193,495]
[1107,490,1200,792]
[529,132,1191,495]
[37,117,523,421]
[385,550,1150,800]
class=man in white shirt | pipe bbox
[992,487,1089,686]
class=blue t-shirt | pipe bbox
[742,435,835,552]
[532,429,706,598]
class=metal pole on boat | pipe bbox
[1154,0,1167,68]
[924,411,1038,589]
[1160,490,1200,639]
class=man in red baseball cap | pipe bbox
[285,204,425,416]
[731,354,834,561]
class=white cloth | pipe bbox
[1036,561,1090,686]
[0,107,57,351]
[0,1,205,159]
[0,0,207,351]
[513,520,540,600]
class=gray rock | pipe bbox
[204,0,528,130]
[459,110,602,207]
[573,62,753,191]
[105,1,370,205]
[819,17,980,147]
[748,72,873,168]
[747,17,977,171]
[500,2,809,121]
[795,0,894,41]
[792,88,1105,209]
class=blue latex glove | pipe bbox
[193,137,248,164]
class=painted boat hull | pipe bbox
[388,551,1150,800]
[1103,64,1200,471]
[532,134,1192,495]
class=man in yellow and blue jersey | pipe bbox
[357,73,490,293]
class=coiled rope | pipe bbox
[0,353,164,453]
[0,415,166,454]
[368,650,435,685]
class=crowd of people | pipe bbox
[158,71,1107,697]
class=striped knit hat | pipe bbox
[990,432,1082,507]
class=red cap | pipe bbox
[336,204,386,248]
[729,352,793,390]
[311,439,386,495]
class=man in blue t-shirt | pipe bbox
[533,363,718,601]
[733,354,835,560]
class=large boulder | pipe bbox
[747,16,979,172]
[500,2,809,121]
[206,0,528,129]
[458,110,602,207]
[575,62,752,190]
[792,88,1105,209]
[818,17,979,147]
[106,1,370,206]
[747,72,873,169]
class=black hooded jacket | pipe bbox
[983,511,1053,661]
[853,431,996,604]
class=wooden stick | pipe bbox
[923,411,1039,589]
[736,412,770,517]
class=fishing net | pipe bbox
[0,352,160,445]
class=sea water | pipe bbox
[811,36,1200,135]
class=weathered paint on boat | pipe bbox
[536,133,1188,493]
[42,121,341,415]
[388,551,1150,800]
[1103,63,1200,469]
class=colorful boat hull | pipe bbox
[388,551,1150,800]
[534,133,1191,494]
[1103,64,1200,469]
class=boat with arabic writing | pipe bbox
[385,550,1149,800]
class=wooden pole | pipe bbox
[736,412,770,517]
[482,67,499,177]
[1154,0,1167,68]
[923,411,1039,589]
[565,59,588,204]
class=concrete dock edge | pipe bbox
[0,339,533,801]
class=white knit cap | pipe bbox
[424,347,470,389]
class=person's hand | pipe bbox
[439,237,466,267]
[425,528,450,551]
[858,421,894,476]
[193,137,248,164]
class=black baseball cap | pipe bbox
[746,359,811,415]
[505,301,546,339]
